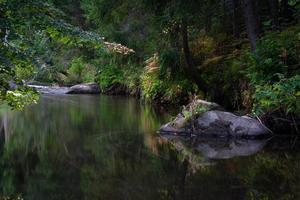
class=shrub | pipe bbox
[141,54,199,105]
[96,65,124,89]
[66,57,97,84]
[241,27,300,115]
[67,57,85,83]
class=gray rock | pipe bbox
[160,110,270,138]
[8,80,18,90]
[195,111,269,137]
[66,83,100,94]
[29,85,69,95]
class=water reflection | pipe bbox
[160,135,268,159]
[0,95,299,200]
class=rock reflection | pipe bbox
[195,138,268,159]
[160,134,268,160]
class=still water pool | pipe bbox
[0,94,299,200]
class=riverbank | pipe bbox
[30,82,299,135]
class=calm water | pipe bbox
[0,94,299,200]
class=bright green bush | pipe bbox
[97,65,124,89]
[66,57,97,84]
[67,57,85,83]
[5,87,39,110]
[15,63,34,82]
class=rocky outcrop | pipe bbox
[159,100,270,139]
[66,83,100,94]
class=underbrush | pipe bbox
[140,54,199,106]
[241,27,300,115]
[237,26,300,132]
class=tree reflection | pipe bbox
[0,95,299,200]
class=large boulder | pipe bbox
[66,83,100,94]
[160,110,270,139]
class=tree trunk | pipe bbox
[268,0,279,29]
[205,14,212,33]
[242,0,261,50]
[180,19,207,92]
[281,0,289,15]
[231,0,241,37]
[73,0,86,29]
[181,19,193,70]
[280,0,294,22]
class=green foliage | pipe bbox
[0,0,117,109]
[15,64,34,81]
[4,87,39,110]
[253,75,300,115]
[97,65,124,89]
[243,31,299,84]
[67,57,85,82]
[141,70,198,105]
[241,27,300,115]
[182,101,209,121]
[158,49,181,78]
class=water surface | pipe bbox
[0,94,299,200]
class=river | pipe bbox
[0,94,299,200]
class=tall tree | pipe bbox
[242,0,261,50]
[269,0,279,28]
[232,0,241,37]
[181,18,193,71]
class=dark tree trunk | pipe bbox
[170,24,181,52]
[180,19,207,92]
[231,0,241,37]
[268,0,280,29]
[205,14,212,33]
[242,0,261,50]
[281,0,289,15]
[280,0,294,22]
[181,19,193,70]
[73,0,86,29]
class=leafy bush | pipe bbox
[68,57,85,81]
[66,57,97,84]
[15,63,34,82]
[141,68,199,105]
[5,87,39,110]
[97,65,124,89]
[253,75,300,115]
[158,49,181,78]
[241,27,300,115]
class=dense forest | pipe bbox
[1,0,300,132]
[1,1,300,199]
